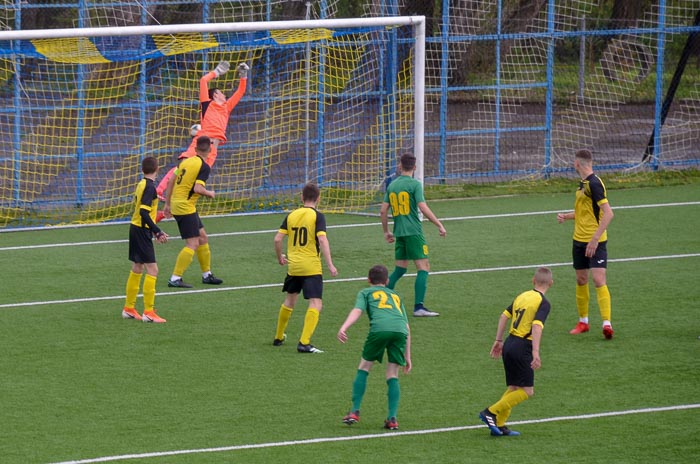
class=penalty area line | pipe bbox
[1,253,699,310]
[47,403,700,464]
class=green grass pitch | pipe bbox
[0,184,698,463]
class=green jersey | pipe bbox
[354,285,409,335]
[383,175,425,237]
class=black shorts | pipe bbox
[572,240,608,270]
[128,224,156,264]
[282,274,323,299]
[174,212,203,239]
[502,335,534,388]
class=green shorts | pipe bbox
[394,235,428,260]
[362,331,407,366]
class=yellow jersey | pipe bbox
[130,178,159,231]
[503,289,551,340]
[573,174,609,243]
[170,155,211,216]
[279,206,328,276]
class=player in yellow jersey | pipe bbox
[162,136,217,288]
[479,267,553,436]
[557,149,615,339]
[122,157,169,323]
[273,183,338,353]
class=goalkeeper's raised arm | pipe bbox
[196,61,248,146]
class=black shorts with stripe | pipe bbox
[502,335,534,387]
[282,274,323,299]
[129,224,156,264]
[572,239,608,270]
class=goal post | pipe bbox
[0,16,426,228]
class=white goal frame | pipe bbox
[0,16,427,183]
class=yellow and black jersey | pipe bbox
[574,173,609,243]
[170,155,211,216]
[279,206,327,276]
[130,178,159,232]
[503,289,551,340]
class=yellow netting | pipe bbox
[152,33,219,56]
[32,38,111,64]
[0,27,415,228]
[270,28,333,44]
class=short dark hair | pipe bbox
[400,154,416,171]
[196,135,212,153]
[208,88,219,100]
[368,264,389,285]
[302,183,320,202]
[142,156,158,175]
[575,149,593,162]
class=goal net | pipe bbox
[0,17,425,228]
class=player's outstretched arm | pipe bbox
[338,308,362,343]
[237,62,249,79]
[214,61,230,77]
[556,211,574,223]
[225,64,249,109]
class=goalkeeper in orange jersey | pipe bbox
[156,61,249,201]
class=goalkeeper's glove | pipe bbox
[237,62,250,79]
[213,61,230,77]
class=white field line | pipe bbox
[47,403,700,464]
[1,253,699,310]
[2,201,699,252]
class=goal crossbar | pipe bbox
[0,16,426,40]
[0,16,426,228]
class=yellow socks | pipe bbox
[275,305,293,341]
[596,284,612,322]
[143,274,157,311]
[299,308,320,345]
[575,283,590,319]
[173,247,196,278]
[125,271,142,308]
[197,243,211,273]
[489,388,529,426]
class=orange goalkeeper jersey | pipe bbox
[198,71,247,143]
[178,72,247,161]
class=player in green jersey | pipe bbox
[380,154,446,317]
[338,264,412,430]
